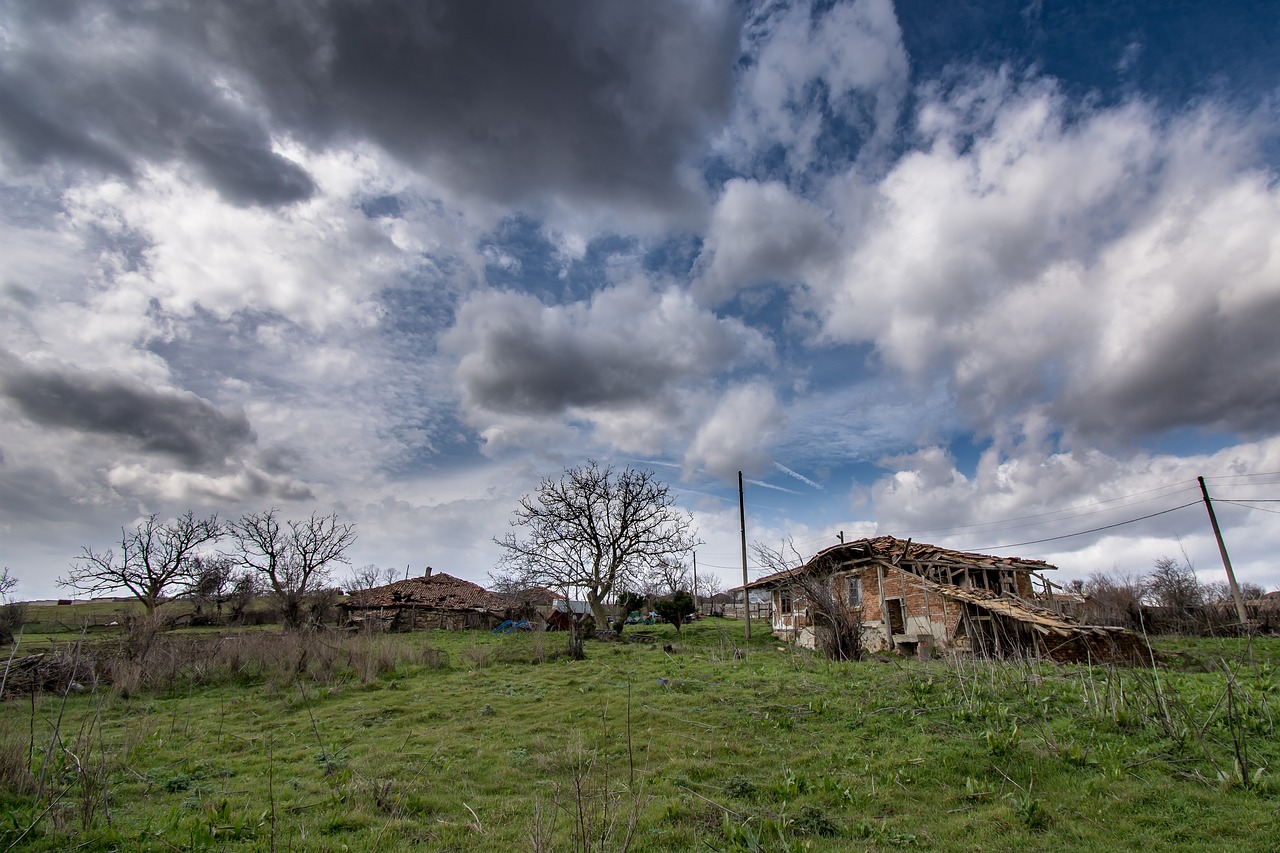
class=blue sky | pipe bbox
[2,0,1279,599]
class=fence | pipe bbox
[707,602,772,622]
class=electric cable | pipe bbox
[893,481,1201,537]
[965,500,1201,551]
[1219,500,1280,515]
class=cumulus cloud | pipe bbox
[791,72,1280,444]
[58,157,403,334]
[445,279,772,432]
[0,0,739,214]
[724,0,909,173]
[866,433,1280,586]
[684,382,785,480]
[694,179,839,303]
[104,462,312,505]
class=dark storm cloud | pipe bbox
[213,0,741,209]
[446,285,765,417]
[0,3,315,206]
[0,0,739,211]
[1061,293,1280,441]
[0,357,255,468]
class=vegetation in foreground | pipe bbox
[1,620,1278,852]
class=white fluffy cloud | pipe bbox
[445,278,774,456]
[785,74,1280,443]
[867,433,1280,586]
[694,178,839,303]
[684,382,786,480]
[724,0,909,173]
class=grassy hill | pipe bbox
[1,619,1277,851]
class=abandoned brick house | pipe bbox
[341,568,508,631]
[746,536,1145,664]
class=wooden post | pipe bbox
[876,564,891,649]
[692,551,699,613]
[1198,476,1249,626]
[739,471,751,642]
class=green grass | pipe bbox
[2,621,1278,851]
[15,597,282,647]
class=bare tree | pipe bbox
[62,511,224,620]
[1204,579,1266,601]
[185,555,238,621]
[1081,568,1145,627]
[230,509,356,629]
[697,572,725,615]
[0,567,23,645]
[349,564,386,592]
[752,538,862,661]
[494,462,700,629]
[1145,555,1203,608]
[226,571,260,624]
[648,558,692,597]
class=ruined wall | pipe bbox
[857,567,964,652]
[765,564,1038,653]
[346,607,498,632]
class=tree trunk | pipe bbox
[585,591,610,628]
[567,615,586,660]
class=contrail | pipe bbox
[747,478,800,495]
[774,461,823,491]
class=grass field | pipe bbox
[1,619,1277,851]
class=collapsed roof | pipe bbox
[747,535,1054,590]
[343,572,506,613]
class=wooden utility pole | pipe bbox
[1198,476,1250,626]
[739,471,751,641]
[692,551,699,611]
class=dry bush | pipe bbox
[345,636,399,684]
[0,730,34,793]
[536,737,650,853]
[416,641,448,669]
[12,630,456,700]
[106,658,143,699]
[527,631,547,664]
[461,640,494,670]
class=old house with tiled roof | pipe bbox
[746,536,1146,664]
[341,568,507,632]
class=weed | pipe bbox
[150,769,201,793]
[3,622,1278,851]
[0,731,34,793]
[723,774,756,800]
[851,818,918,846]
[793,803,838,836]
[985,723,1021,756]
[315,745,349,776]
[1009,793,1051,831]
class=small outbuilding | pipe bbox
[342,568,507,632]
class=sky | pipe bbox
[2,0,1279,601]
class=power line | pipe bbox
[1202,470,1280,481]
[1219,499,1280,515]
[900,486,1202,539]
[892,481,1201,538]
[967,500,1201,551]
[1212,497,1280,502]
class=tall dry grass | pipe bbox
[96,630,447,696]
